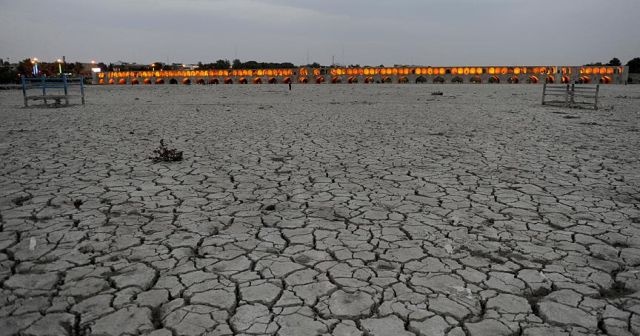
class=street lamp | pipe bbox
[31,58,39,76]
[57,59,63,74]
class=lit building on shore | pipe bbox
[95,65,628,85]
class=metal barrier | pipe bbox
[21,75,85,107]
[542,83,599,110]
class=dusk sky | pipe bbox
[1,0,639,66]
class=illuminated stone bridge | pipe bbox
[95,65,629,85]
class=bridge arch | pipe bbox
[348,76,358,84]
[283,77,291,84]
[470,75,482,84]
[118,78,127,85]
[578,76,591,84]
[561,76,570,84]
[183,78,191,85]
[253,77,262,84]
[108,79,115,84]
[169,78,178,84]
[382,76,392,83]
[209,78,219,85]
[143,78,152,84]
[527,76,538,84]
[331,76,341,84]
[298,76,308,83]
[196,78,206,85]
[156,78,165,84]
[364,76,374,84]
[433,76,445,84]
[488,76,500,84]
[131,79,140,85]
[600,76,612,84]
[415,76,427,83]
[268,77,278,84]
[545,76,555,84]
[239,77,248,84]
[452,76,463,83]
[398,76,409,84]
[508,76,519,84]
[224,77,233,84]
[316,76,325,84]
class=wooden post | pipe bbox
[22,76,28,107]
[80,76,85,105]
[594,84,599,110]
[542,83,547,105]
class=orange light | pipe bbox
[488,67,495,75]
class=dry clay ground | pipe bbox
[0,84,639,336]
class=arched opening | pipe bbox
[545,76,555,84]
[508,76,519,84]
[224,77,233,84]
[451,76,463,84]
[143,78,152,85]
[196,78,206,85]
[315,76,325,84]
[527,76,538,84]
[99,79,105,84]
[348,76,358,84]
[398,76,409,84]
[298,76,308,83]
[283,77,291,84]
[415,76,427,84]
[209,78,219,85]
[382,76,392,83]
[169,78,178,84]
[268,77,277,84]
[118,78,127,85]
[239,77,248,84]
[364,76,375,84]
[331,76,341,84]
[183,78,191,85]
[561,76,570,84]
[600,76,612,84]
[433,76,445,84]
[131,79,140,85]
[156,78,165,84]
[488,76,500,84]
[108,78,115,84]
[253,77,262,84]
[470,75,482,84]
[578,76,591,84]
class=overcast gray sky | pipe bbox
[1,0,639,66]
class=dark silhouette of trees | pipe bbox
[607,58,622,66]
[627,57,640,73]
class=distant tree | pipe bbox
[627,57,640,73]
[17,58,34,76]
[607,57,622,66]
[232,59,242,69]
[585,62,603,66]
[0,66,18,83]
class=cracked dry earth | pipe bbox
[1,84,639,336]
